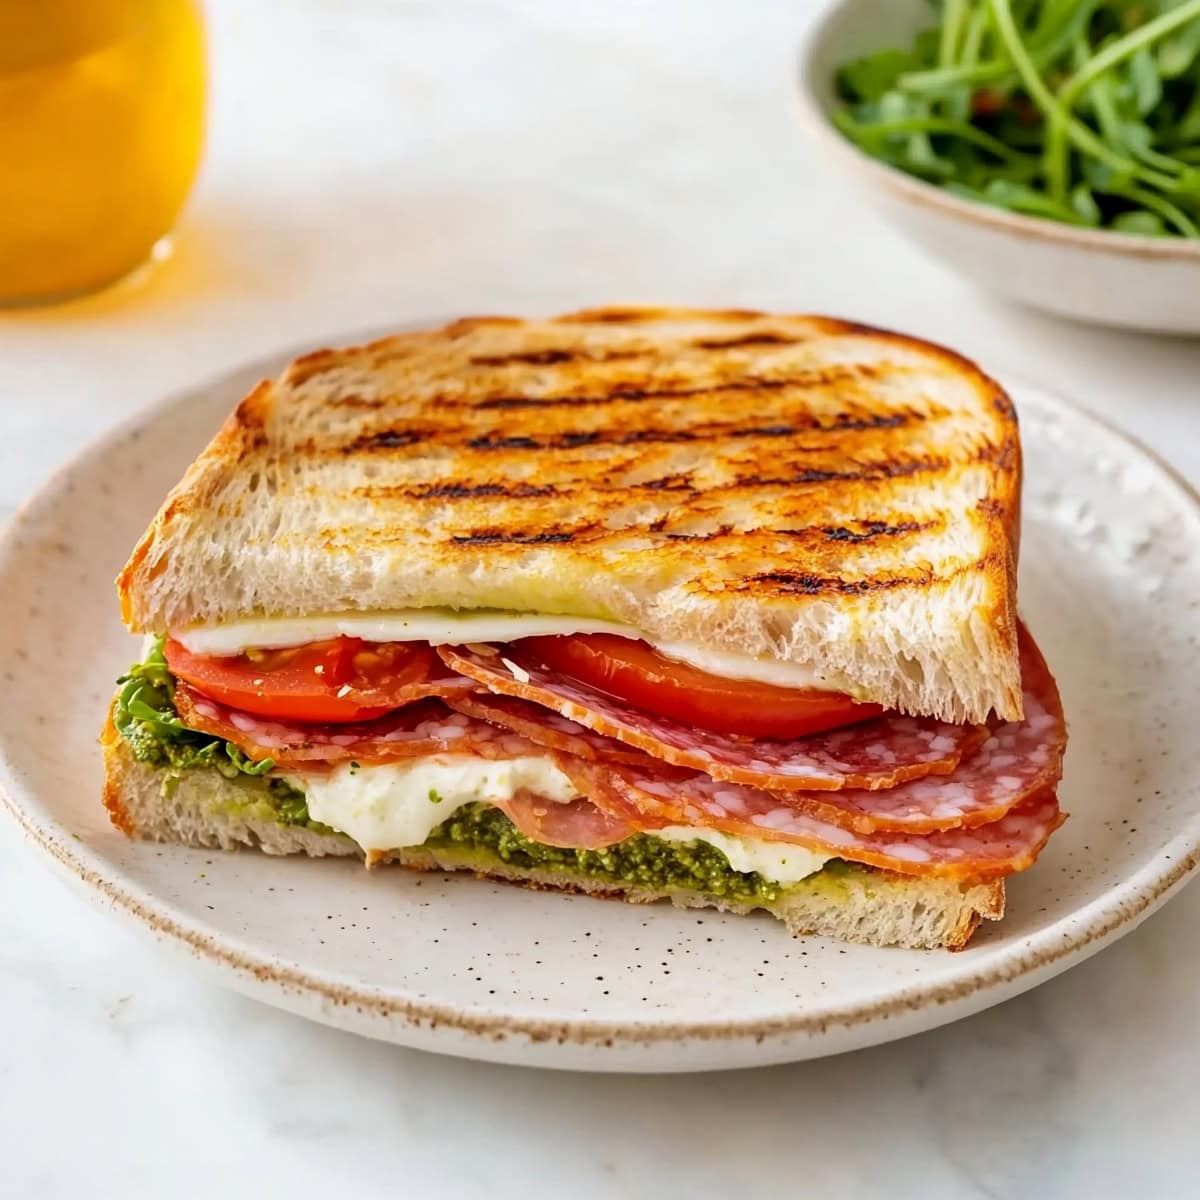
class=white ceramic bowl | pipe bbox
[796,0,1200,334]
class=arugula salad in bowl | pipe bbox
[796,0,1200,332]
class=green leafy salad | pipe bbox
[114,637,276,780]
[833,0,1200,236]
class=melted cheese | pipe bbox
[173,609,835,690]
[654,826,829,883]
[287,754,579,855]
[177,611,636,656]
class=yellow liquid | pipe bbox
[0,0,205,303]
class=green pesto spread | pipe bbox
[424,803,816,903]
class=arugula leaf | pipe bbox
[1112,209,1168,233]
[1071,182,1103,222]
[114,637,276,779]
[1129,44,1163,114]
[830,0,1200,239]
[1158,20,1200,78]
[837,49,920,103]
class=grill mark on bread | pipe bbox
[991,435,1020,471]
[466,434,543,450]
[438,514,942,550]
[559,305,770,325]
[461,428,695,450]
[427,411,925,455]
[744,554,1000,596]
[342,428,428,451]
[818,520,936,542]
[729,423,799,438]
[691,332,801,349]
[470,332,803,367]
[360,481,560,501]
[660,519,938,545]
[639,474,696,492]
[477,395,619,412]
[328,393,384,410]
[833,412,907,432]
[469,348,646,367]
[992,391,1017,421]
[451,526,591,546]
[460,421,914,452]
[703,438,1010,495]
[472,364,891,411]
[283,349,343,385]
[570,308,673,324]
[713,456,949,492]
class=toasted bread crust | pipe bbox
[117,308,1022,722]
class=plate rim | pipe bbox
[2,335,1198,1053]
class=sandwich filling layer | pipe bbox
[287,756,831,882]
[171,609,847,692]
[113,660,837,895]
[112,630,1066,888]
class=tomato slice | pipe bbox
[164,637,440,724]
[520,634,884,738]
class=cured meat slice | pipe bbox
[383,666,478,701]
[495,793,639,849]
[779,669,1064,833]
[444,692,649,765]
[438,644,989,792]
[452,685,1064,834]
[175,685,539,766]
[446,632,1065,834]
[561,758,1065,880]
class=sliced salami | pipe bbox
[388,666,478,700]
[562,758,1064,880]
[175,685,539,766]
[438,644,989,792]
[444,692,650,765]
[778,669,1064,832]
[446,631,1065,835]
[496,793,639,849]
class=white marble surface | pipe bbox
[1,1,1198,1194]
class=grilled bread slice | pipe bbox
[118,307,1022,723]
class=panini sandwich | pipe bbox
[104,307,1067,949]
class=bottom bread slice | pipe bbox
[102,732,1005,951]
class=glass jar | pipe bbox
[0,0,205,305]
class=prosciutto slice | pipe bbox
[496,793,639,849]
[175,686,539,766]
[562,758,1064,880]
[438,644,988,792]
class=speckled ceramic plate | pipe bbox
[1,339,1198,1072]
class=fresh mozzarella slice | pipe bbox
[173,610,837,690]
